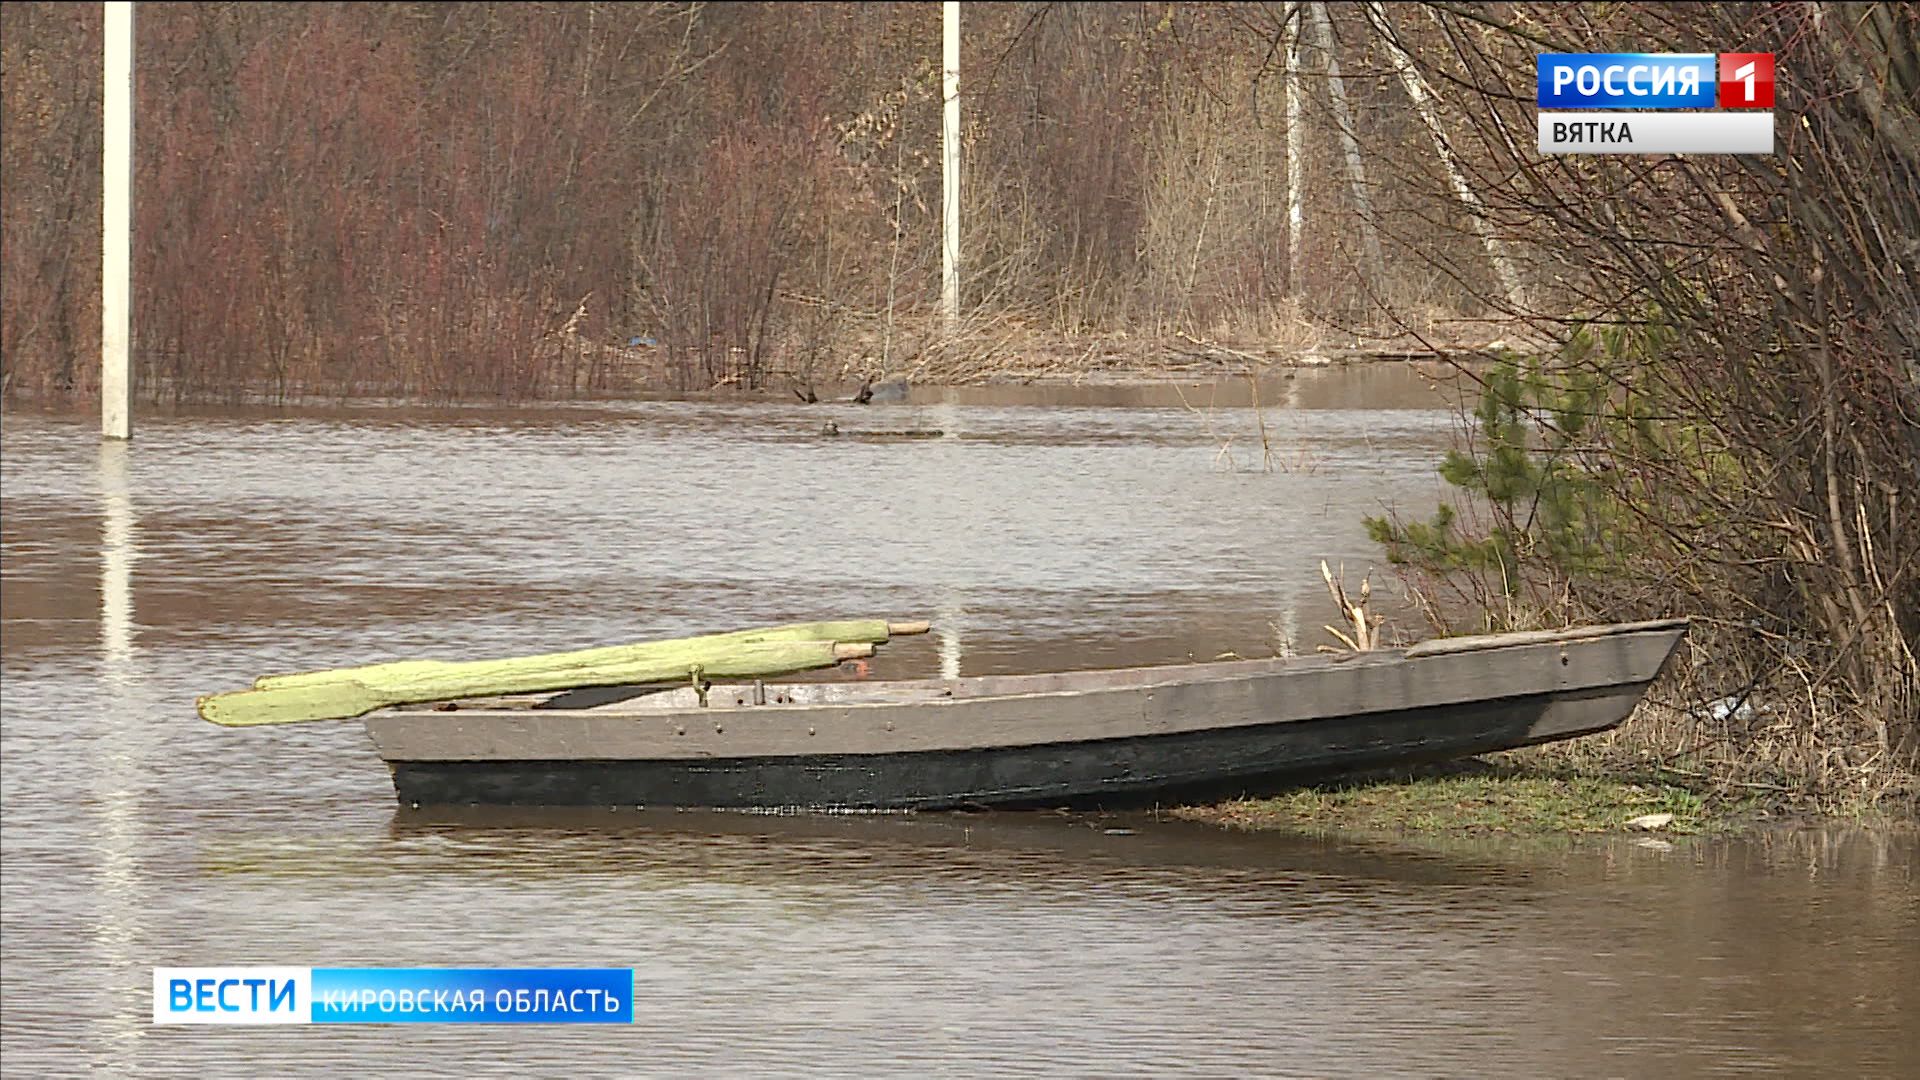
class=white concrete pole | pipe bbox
[1307,3,1386,284]
[1365,2,1526,311]
[941,2,961,327]
[102,1,133,440]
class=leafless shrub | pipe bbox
[1356,2,1918,804]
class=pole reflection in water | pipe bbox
[937,595,965,681]
[1272,603,1300,659]
[929,399,965,681]
[95,440,147,1063]
[99,442,136,675]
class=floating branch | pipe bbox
[1318,560,1383,653]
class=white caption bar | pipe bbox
[1538,112,1773,154]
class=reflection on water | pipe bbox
[98,442,136,676]
[936,589,966,681]
[94,440,146,1074]
[2,387,1915,1077]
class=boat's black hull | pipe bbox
[385,687,1624,810]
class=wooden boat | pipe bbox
[363,618,1688,810]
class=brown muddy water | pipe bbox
[2,374,1915,1077]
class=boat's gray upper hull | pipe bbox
[365,619,1687,809]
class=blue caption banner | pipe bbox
[153,966,634,1024]
[1537,53,1717,109]
[311,968,633,1024]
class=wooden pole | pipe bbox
[199,639,879,727]
[102,1,133,440]
[253,618,926,692]
[941,1,961,328]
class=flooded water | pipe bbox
[3,374,1915,1076]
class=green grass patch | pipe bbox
[1175,768,1748,838]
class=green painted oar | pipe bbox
[200,639,876,727]
[252,618,929,692]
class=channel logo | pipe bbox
[1537,53,1718,110]
[153,967,635,1025]
[1536,52,1774,155]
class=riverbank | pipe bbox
[1173,755,1917,840]
[0,318,1528,409]
[0,355,1478,417]
[562,316,1527,398]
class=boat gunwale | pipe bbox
[377,618,1691,718]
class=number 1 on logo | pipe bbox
[1717,53,1774,109]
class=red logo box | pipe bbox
[1718,52,1775,108]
